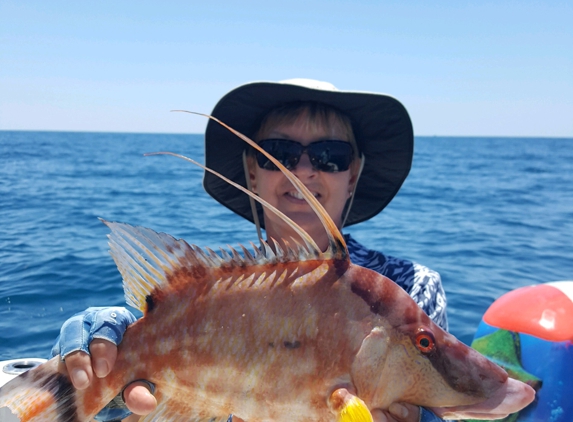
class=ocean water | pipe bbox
[1,131,572,360]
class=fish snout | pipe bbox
[424,333,509,401]
[430,377,536,420]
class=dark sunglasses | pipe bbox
[255,139,355,173]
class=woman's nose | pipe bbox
[291,152,316,175]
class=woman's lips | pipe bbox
[285,190,320,201]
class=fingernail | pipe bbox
[71,369,89,389]
[389,403,408,419]
[94,358,109,378]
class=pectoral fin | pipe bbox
[329,388,373,422]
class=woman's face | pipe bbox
[248,111,359,249]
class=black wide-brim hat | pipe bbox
[204,79,414,227]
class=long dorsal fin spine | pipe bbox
[171,110,348,260]
[146,150,321,255]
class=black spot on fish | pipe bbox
[268,342,275,348]
[23,368,79,422]
[54,372,79,422]
[284,340,301,349]
[334,256,350,277]
[146,294,155,312]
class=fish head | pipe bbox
[348,268,535,418]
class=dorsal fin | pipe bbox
[168,110,349,260]
[101,219,324,313]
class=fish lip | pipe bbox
[429,378,536,420]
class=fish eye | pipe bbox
[415,329,435,354]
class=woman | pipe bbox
[53,79,447,422]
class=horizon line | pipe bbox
[1,129,572,140]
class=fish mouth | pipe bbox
[430,377,536,420]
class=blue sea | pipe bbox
[1,131,572,360]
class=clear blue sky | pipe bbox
[1,1,572,136]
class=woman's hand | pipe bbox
[63,339,157,416]
[122,379,157,415]
[52,307,157,418]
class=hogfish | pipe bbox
[0,114,535,422]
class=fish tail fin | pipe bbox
[0,356,112,422]
[0,357,75,422]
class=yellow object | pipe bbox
[338,395,373,422]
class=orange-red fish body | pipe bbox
[116,249,529,421]
[0,221,535,422]
[0,116,536,421]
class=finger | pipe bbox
[388,403,420,422]
[371,409,391,422]
[89,338,118,379]
[63,350,93,390]
[123,382,158,415]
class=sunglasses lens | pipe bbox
[308,141,354,172]
[256,140,302,170]
[256,139,353,172]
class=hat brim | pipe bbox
[204,81,413,227]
